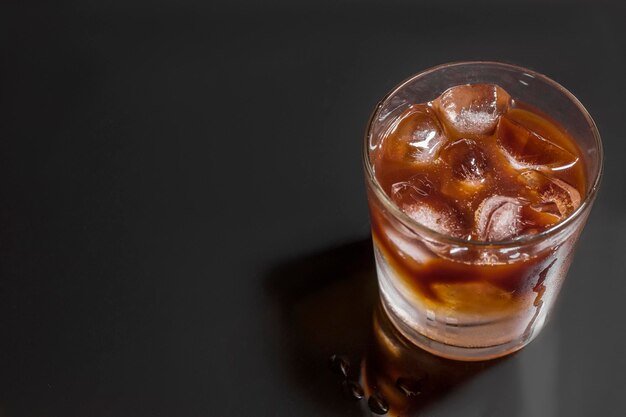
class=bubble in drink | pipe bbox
[496,113,579,170]
[519,170,581,218]
[434,84,511,136]
[383,104,445,163]
[475,196,524,241]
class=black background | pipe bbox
[1,1,625,416]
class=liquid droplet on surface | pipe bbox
[341,380,364,400]
[329,354,350,378]
[368,392,389,415]
[396,376,423,397]
[533,259,556,307]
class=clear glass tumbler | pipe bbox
[363,62,603,361]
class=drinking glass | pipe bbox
[363,62,603,361]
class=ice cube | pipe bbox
[475,196,524,241]
[440,138,489,182]
[433,84,511,136]
[390,174,434,207]
[529,202,561,217]
[384,104,446,163]
[521,203,562,230]
[431,281,515,313]
[496,114,579,170]
[404,203,464,237]
[384,226,431,264]
[391,175,464,237]
[519,170,581,218]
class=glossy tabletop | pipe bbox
[1,1,625,416]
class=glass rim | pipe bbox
[363,60,604,248]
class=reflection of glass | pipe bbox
[363,62,603,360]
[360,302,504,416]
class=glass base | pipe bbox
[373,243,547,361]
[380,295,537,361]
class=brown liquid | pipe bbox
[368,84,586,318]
[372,104,585,238]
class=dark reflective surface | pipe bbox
[360,302,507,416]
[268,240,528,416]
[266,240,377,416]
[1,1,625,416]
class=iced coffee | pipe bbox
[364,63,602,360]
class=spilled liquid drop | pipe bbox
[396,377,423,397]
[341,380,364,400]
[368,392,389,415]
[328,301,504,415]
[329,354,350,378]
